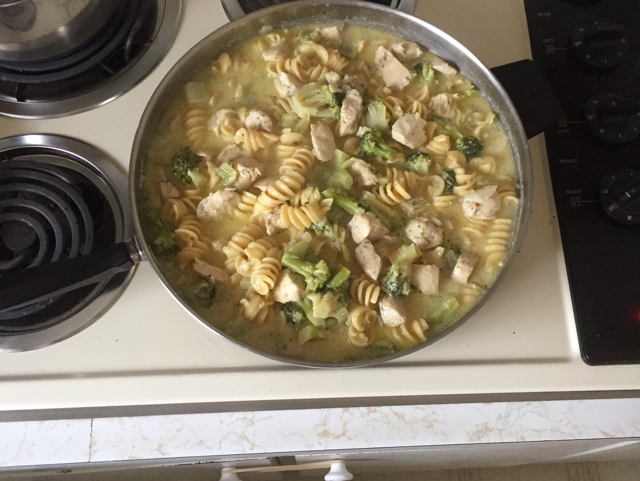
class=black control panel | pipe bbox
[525,0,640,365]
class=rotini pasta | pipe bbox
[351,276,381,307]
[387,318,429,346]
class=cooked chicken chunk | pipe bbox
[375,46,411,91]
[253,177,278,192]
[211,237,230,252]
[160,181,179,200]
[233,157,263,190]
[391,113,427,149]
[274,72,301,97]
[216,144,245,165]
[244,109,274,133]
[342,73,367,93]
[348,212,389,244]
[208,109,238,134]
[263,206,283,236]
[262,40,289,62]
[411,264,440,295]
[404,218,444,250]
[355,240,382,280]
[452,252,478,285]
[431,56,457,76]
[428,93,457,118]
[272,269,306,303]
[338,88,363,137]
[379,295,407,327]
[325,71,341,85]
[462,185,502,220]
[310,123,336,162]
[192,258,229,283]
[389,41,422,61]
[349,158,378,187]
[196,189,240,221]
[313,25,343,41]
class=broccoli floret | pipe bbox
[327,150,355,190]
[310,219,351,261]
[365,96,389,133]
[292,83,344,119]
[322,188,364,215]
[172,147,203,184]
[380,244,420,297]
[380,264,411,297]
[359,128,397,162]
[152,231,180,256]
[360,191,405,231]
[456,136,484,160]
[281,252,331,292]
[413,62,434,84]
[187,279,216,308]
[442,169,456,195]
[405,151,431,175]
[282,302,306,325]
[371,340,396,358]
[326,265,351,290]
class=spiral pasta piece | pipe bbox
[251,249,282,295]
[175,215,211,266]
[347,305,377,347]
[296,41,349,73]
[424,134,451,157]
[279,199,332,229]
[470,155,496,174]
[278,147,315,176]
[255,171,306,214]
[212,52,250,75]
[219,116,244,141]
[162,198,198,225]
[222,222,266,271]
[235,191,258,216]
[459,283,483,307]
[462,218,487,239]
[485,218,513,267]
[496,181,519,204]
[351,276,381,307]
[184,109,208,149]
[234,128,279,153]
[374,177,411,205]
[388,318,429,347]
[453,168,477,197]
[240,292,275,325]
[289,185,321,207]
[269,97,295,121]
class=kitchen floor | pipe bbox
[2,461,640,481]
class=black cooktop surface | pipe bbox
[526,0,640,364]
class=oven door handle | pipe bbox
[0,241,137,314]
[490,59,565,139]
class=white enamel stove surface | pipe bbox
[1,0,638,415]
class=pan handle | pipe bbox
[0,242,137,313]
[490,59,564,139]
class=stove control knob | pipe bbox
[572,22,628,68]
[585,93,640,143]
[601,169,640,225]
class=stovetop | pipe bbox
[0,0,638,416]
[525,0,640,365]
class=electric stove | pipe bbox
[0,0,639,418]
[525,0,640,365]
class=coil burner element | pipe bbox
[0,135,134,351]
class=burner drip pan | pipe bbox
[0,135,135,351]
[0,0,182,119]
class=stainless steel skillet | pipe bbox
[0,1,563,366]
